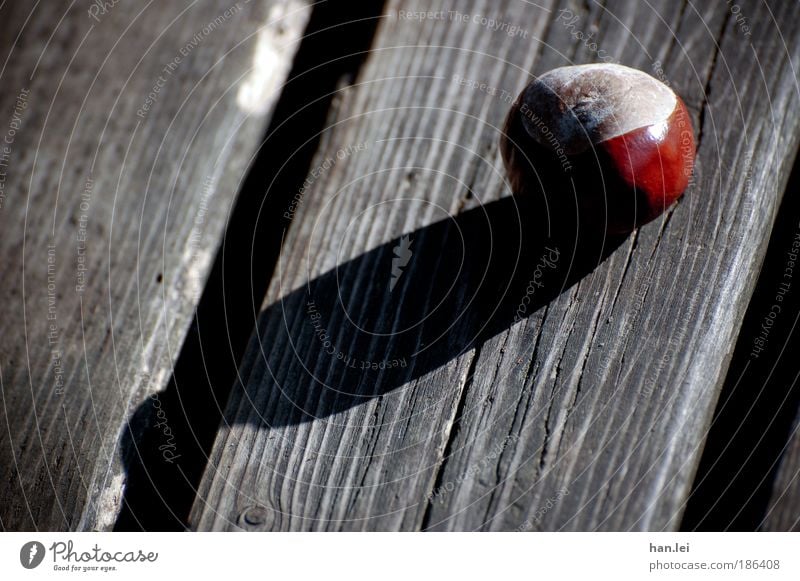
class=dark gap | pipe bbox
[114,0,387,531]
[682,146,800,531]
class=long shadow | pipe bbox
[115,181,627,530]
[234,192,624,428]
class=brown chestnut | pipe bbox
[500,63,696,234]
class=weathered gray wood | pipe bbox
[0,0,310,530]
[190,0,800,530]
[763,412,800,531]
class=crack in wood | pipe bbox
[420,347,481,531]
[695,8,732,159]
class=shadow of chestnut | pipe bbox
[218,189,627,422]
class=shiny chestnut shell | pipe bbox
[501,63,696,234]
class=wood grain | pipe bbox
[190,0,800,530]
[0,0,310,530]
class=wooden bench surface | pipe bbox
[189,0,800,531]
[3,0,800,531]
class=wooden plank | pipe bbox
[680,156,800,531]
[0,0,310,530]
[190,0,800,531]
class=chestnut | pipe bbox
[500,63,695,234]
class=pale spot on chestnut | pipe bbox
[501,63,696,234]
